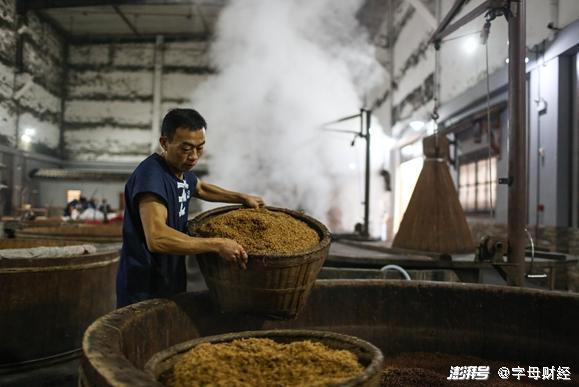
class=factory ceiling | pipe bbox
[19,0,227,42]
[18,0,393,44]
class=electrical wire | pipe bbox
[440,29,482,43]
[432,43,441,151]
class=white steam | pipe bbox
[192,0,389,235]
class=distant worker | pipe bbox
[79,196,89,210]
[63,198,79,217]
[98,199,111,214]
[99,199,112,223]
[88,196,98,210]
[20,204,36,222]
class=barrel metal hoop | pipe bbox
[0,256,119,273]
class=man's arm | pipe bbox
[196,180,264,208]
[138,193,248,268]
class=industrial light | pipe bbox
[504,57,529,64]
[20,128,36,144]
[426,120,437,135]
[409,121,425,131]
[463,36,478,54]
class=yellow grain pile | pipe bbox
[195,209,319,254]
[164,338,363,387]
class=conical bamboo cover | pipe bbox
[392,135,475,254]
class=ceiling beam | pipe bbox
[112,5,141,36]
[405,0,437,29]
[193,2,210,36]
[429,0,468,46]
[430,0,507,45]
[68,32,210,44]
[17,0,207,14]
[36,9,72,41]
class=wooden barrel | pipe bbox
[0,239,83,249]
[80,281,579,387]
[145,330,384,387]
[188,205,331,319]
[15,224,122,243]
[0,243,119,369]
[20,218,71,228]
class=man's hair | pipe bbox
[161,108,207,140]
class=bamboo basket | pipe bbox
[145,330,384,387]
[393,135,475,253]
[188,206,331,319]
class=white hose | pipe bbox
[380,264,411,280]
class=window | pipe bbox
[66,189,81,203]
[458,157,497,213]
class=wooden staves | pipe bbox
[392,135,475,254]
[15,224,122,243]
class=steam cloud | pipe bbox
[192,0,389,235]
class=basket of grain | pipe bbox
[188,205,331,319]
[145,329,384,387]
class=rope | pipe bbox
[432,45,441,151]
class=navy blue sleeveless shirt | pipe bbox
[116,153,198,307]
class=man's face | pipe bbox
[160,127,206,174]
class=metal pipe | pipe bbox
[363,109,371,237]
[151,35,164,153]
[13,14,24,151]
[434,0,493,43]
[387,0,396,241]
[573,54,579,228]
[507,0,527,286]
[550,0,559,32]
[430,0,468,45]
[59,43,69,158]
[323,112,362,126]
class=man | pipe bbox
[98,198,111,215]
[116,108,264,307]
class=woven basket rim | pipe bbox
[144,329,384,387]
[188,205,331,258]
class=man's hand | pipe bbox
[242,194,265,209]
[216,238,248,269]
